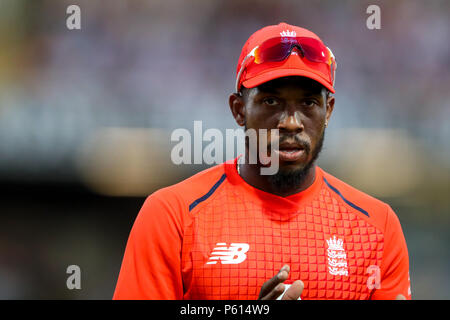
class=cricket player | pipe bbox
[113,22,411,300]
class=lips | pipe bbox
[274,141,306,162]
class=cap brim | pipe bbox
[242,68,335,94]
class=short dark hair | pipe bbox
[238,85,249,99]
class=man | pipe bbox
[113,22,411,300]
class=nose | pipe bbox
[277,110,304,133]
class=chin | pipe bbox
[267,162,311,194]
[278,160,309,173]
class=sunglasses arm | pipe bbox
[327,46,336,86]
[235,46,258,93]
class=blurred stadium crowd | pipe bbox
[0,0,448,299]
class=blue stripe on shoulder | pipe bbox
[188,174,227,212]
[323,176,370,217]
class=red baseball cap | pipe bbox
[236,22,336,93]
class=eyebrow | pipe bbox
[302,92,324,98]
[255,86,324,97]
[255,86,280,95]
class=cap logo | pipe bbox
[280,30,296,38]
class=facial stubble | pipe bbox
[266,128,326,194]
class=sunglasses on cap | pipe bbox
[235,36,336,93]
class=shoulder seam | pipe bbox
[188,173,227,212]
[323,176,370,217]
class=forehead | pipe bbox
[250,76,325,97]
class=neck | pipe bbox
[238,155,317,197]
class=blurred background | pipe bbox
[0,0,448,299]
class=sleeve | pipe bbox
[371,205,412,300]
[113,188,186,300]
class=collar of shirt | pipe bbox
[224,157,324,221]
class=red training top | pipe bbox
[113,158,411,300]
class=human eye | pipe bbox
[262,97,280,106]
[302,98,320,108]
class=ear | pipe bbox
[229,93,246,127]
[325,94,335,126]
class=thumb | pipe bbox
[395,294,406,300]
[281,280,304,300]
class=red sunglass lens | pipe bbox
[258,38,292,63]
[298,37,329,63]
[257,37,329,64]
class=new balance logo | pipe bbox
[206,243,250,265]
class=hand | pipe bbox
[395,294,406,300]
[258,264,304,300]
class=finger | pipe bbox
[258,265,290,299]
[281,280,304,300]
[395,294,406,300]
[260,283,286,300]
[258,266,289,299]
